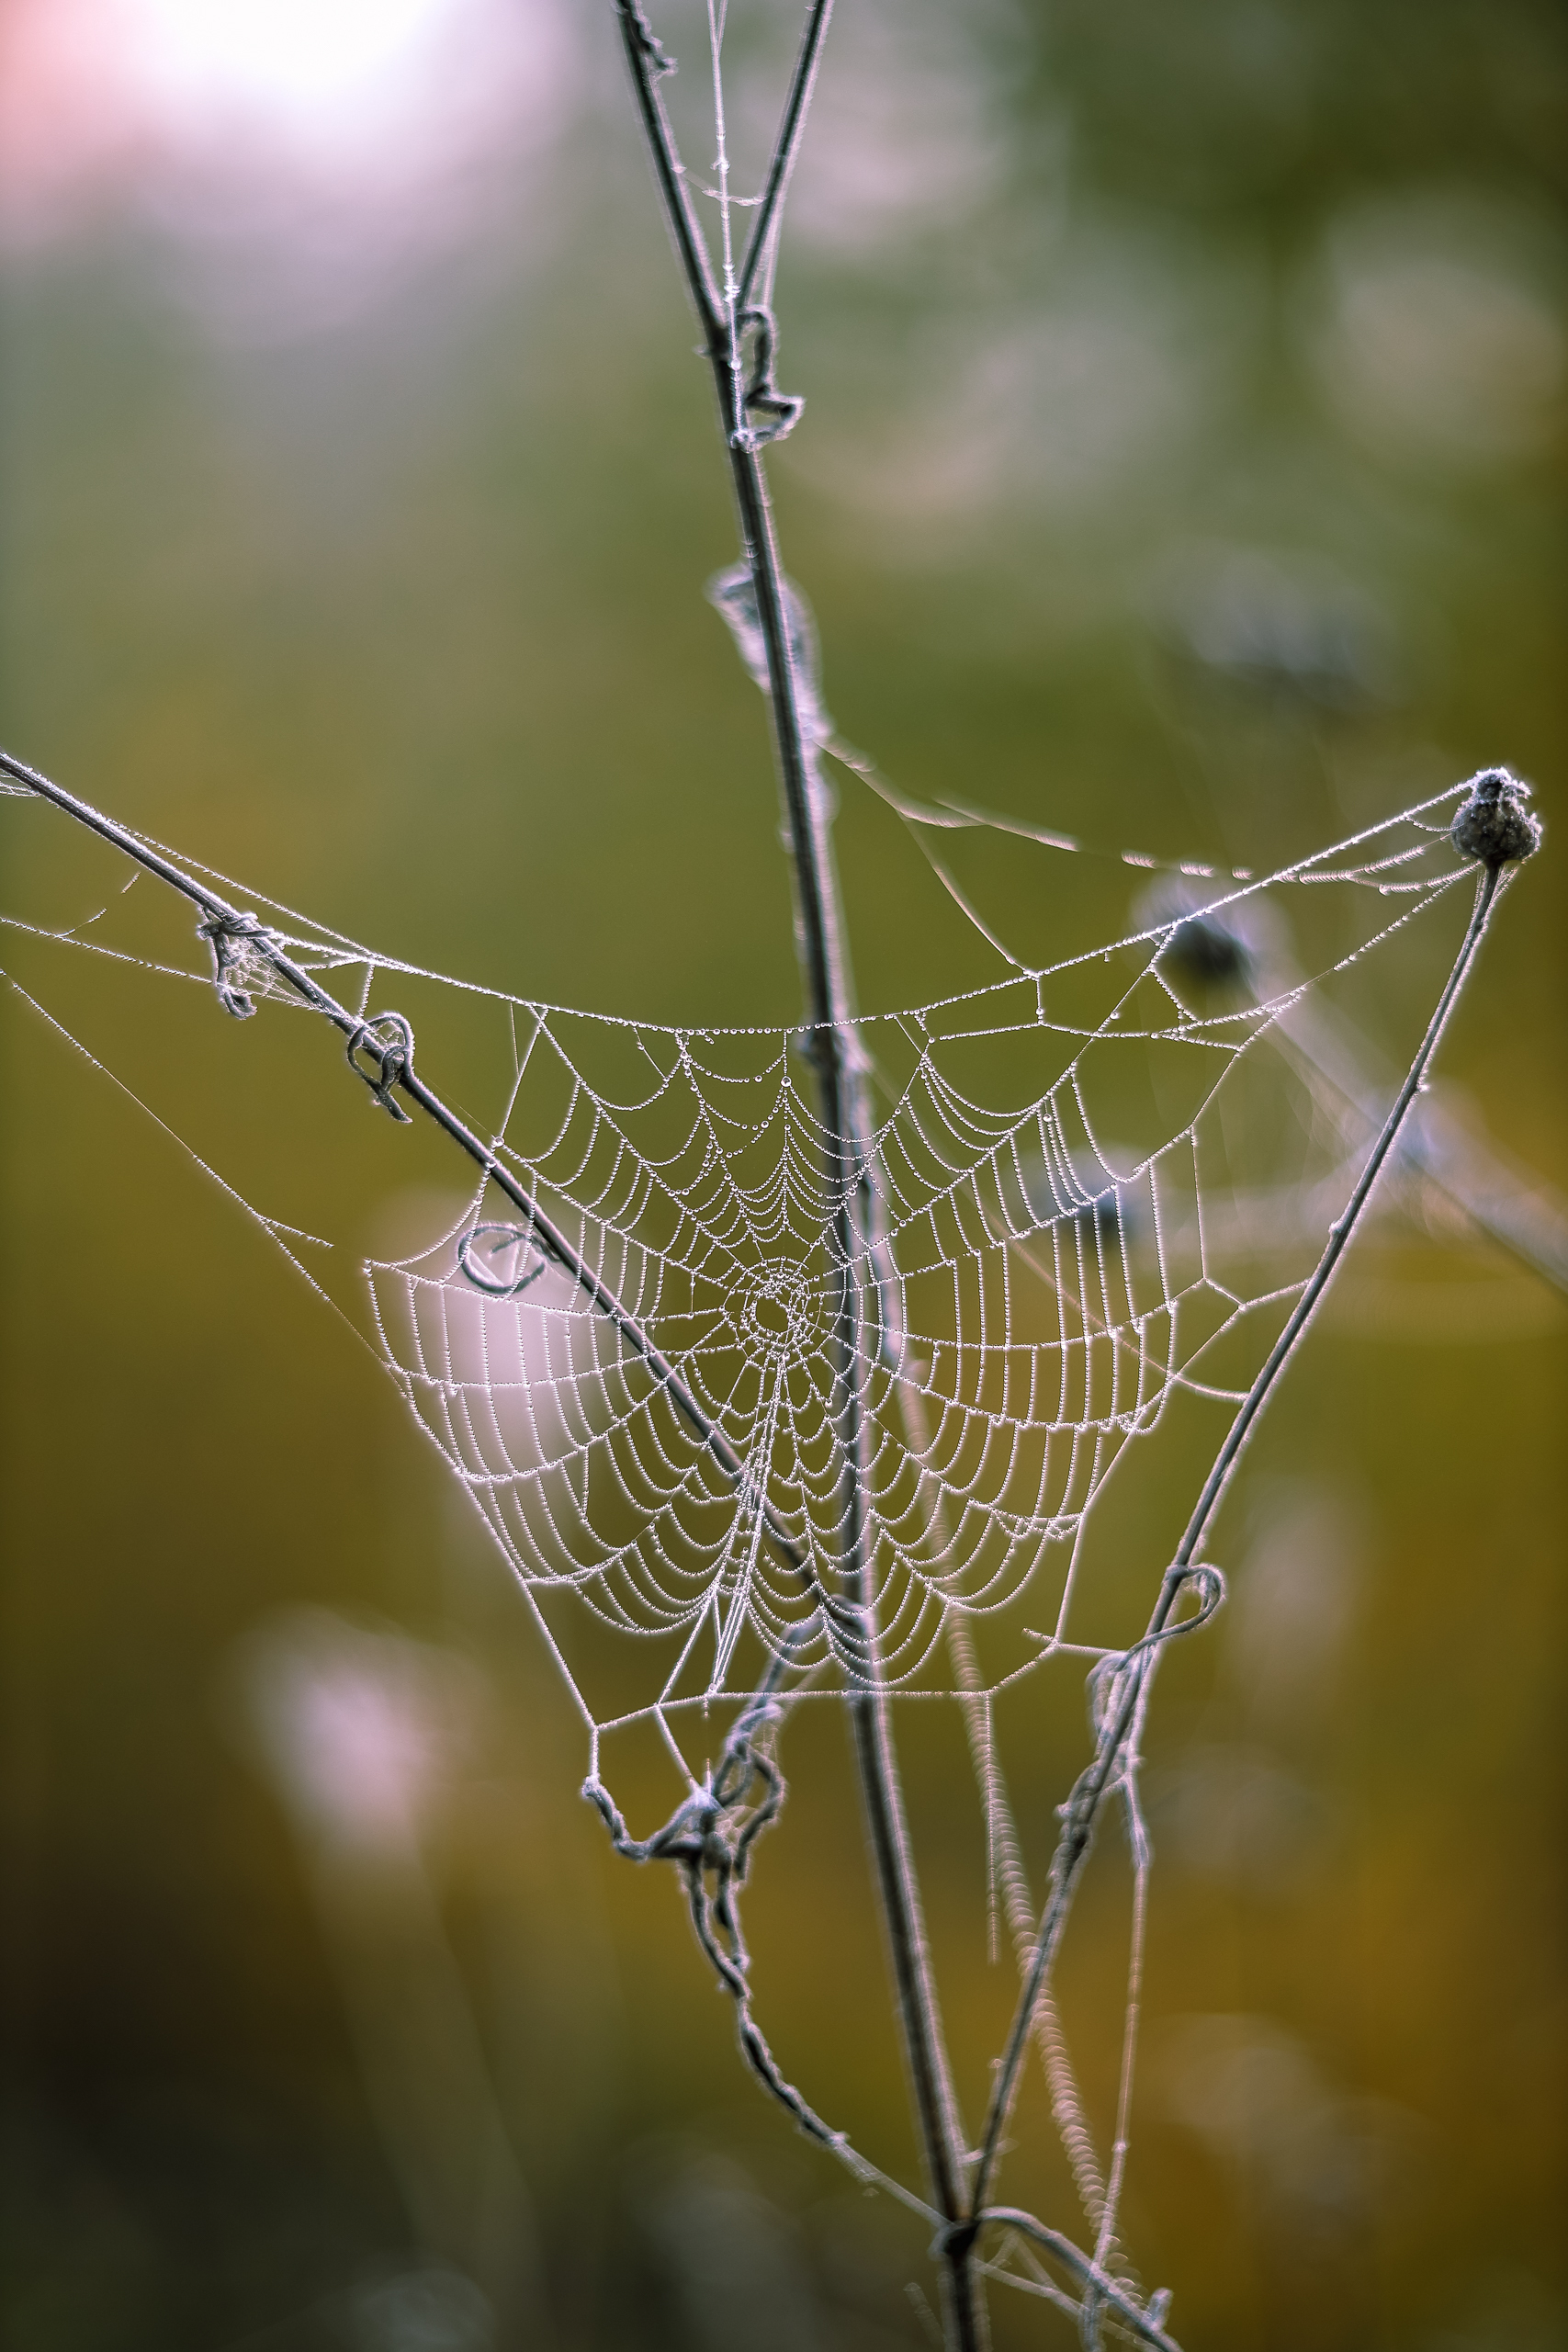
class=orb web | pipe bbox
[0,775,1492,1784]
[2,704,1543,2341]
[0,2,1555,2331]
[325,790,1483,1767]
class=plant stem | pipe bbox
[970,857,1507,2215]
[611,10,984,2342]
[722,375,987,2352]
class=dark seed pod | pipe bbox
[1165,910,1252,988]
[1450,767,1542,868]
[1139,876,1261,999]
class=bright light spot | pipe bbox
[0,0,576,281]
[239,1612,479,1858]
[130,0,463,130]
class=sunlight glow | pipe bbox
[1,0,572,297]
[131,0,465,130]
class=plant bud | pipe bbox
[1450,767,1542,867]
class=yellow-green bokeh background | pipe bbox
[2,4,1563,2346]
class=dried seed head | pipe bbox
[1450,767,1542,868]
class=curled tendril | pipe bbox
[457,1222,549,1298]
[731,306,804,447]
[344,1012,414,1122]
[1087,1564,1227,1737]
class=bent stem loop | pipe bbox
[613,8,983,2346]
[581,1630,874,2169]
[970,858,1509,2220]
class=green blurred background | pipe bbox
[1,2,1563,2346]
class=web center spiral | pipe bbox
[728,1261,818,1369]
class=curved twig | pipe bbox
[971,859,1510,2215]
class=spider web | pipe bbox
[1,9,1545,2320]
[366,808,1479,1742]
[0,768,1482,1777]
[0,649,1534,2346]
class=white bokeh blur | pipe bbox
[0,0,580,284]
[238,1611,482,1858]
[130,0,468,127]
[1308,193,1565,466]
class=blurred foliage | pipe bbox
[1,2,1564,2347]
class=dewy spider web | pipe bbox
[0,763,1494,1736]
[359,801,1478,1726]
[0,2,1551,2341]
[0,750,1536,2339]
